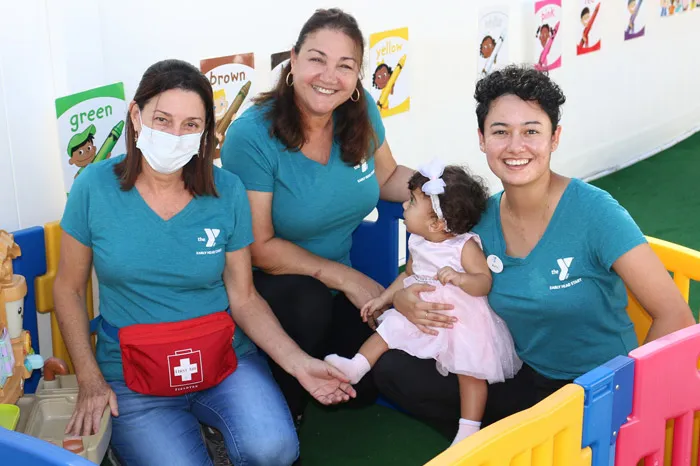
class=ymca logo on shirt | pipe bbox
[556,257,573,280]
[203,228,220,247]
[549,256,582,290]
[354,159,375,183]
[196,228,223,255]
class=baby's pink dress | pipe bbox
[376,233,522,383]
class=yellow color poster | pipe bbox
[368,27,409,118]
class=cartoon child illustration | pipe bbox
[372,62,394,95]
[580,8,591,47]
[537,23,551,49]
[535,22,559,70]
[480,35,496,60]
[479,34,506,77]
[661,0,669,15]
[67,124,98,178]
[213,88,228,120]
[578,3,600,52]
[628,0,638,31]
[626,0,644,35]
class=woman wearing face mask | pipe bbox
[220,8,413,425]
[53,59,356,466]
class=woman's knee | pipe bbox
[236,427,299,466]
[373,349,407,391]
[284,274,334,318]
[258,274,334,347]
[257,273,333,318]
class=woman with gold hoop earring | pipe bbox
[221,8,413,426]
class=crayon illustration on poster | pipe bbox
[55,82,126,194]
[477,8,509,79]
[534,0,562,71]
[270,51,291,88]
[625,0,646,40]
[200,53,254,159]
[368,27,409,118]
[577,0,601,55]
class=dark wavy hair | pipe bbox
[115,59,217,196]
[474,64,566,135]
[408,166,489,235]
[253,8,376,166]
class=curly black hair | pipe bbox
[474,64,566,135]
[407,165,489,235]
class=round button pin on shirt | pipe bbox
[487,255,504,273]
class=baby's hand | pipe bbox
[437,267,464,287]
[361,297,387,329]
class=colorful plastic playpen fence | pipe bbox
[1,200,699,465]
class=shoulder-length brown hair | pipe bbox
[115,59,218,197]
[253,8,377,166]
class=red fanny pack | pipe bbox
[118,311,237,396]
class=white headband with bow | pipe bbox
[418,159,449,232]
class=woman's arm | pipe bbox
[246,190,383,309]
[613,243,696,343]
[54,232,118,436]
[223,247,356,404]
[373,140,412,203]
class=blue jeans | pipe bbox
[108,349,299,466]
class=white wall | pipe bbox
[0,0,698,354]
[2,0,699,233]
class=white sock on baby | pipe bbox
[450,418,481,447]
[323,353,371,384]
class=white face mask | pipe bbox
[136,112,203,174]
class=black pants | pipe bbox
[253,271,378,419]
[372,350,571,438]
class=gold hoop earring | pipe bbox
[134,132,138,143]
[285,72,294,87]
[350,88,360,102]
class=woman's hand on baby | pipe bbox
[393,284,456,336]
[343,270,385,311]
[436,266,464,287]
